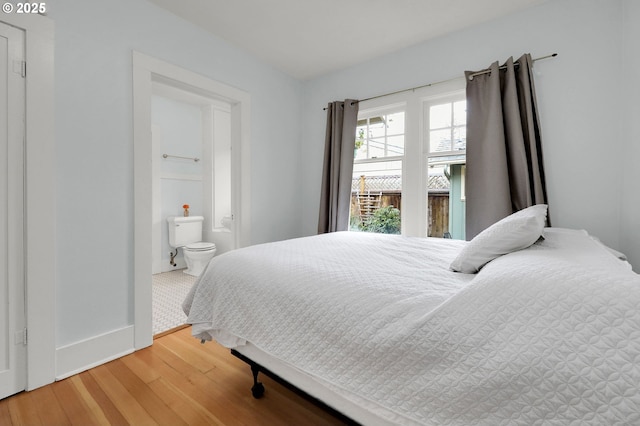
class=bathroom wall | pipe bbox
[152,95,204,272]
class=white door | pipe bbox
[0,21,26,400]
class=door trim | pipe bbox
[0,19,26,400]
[0,14,56,390]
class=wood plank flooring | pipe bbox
[0,327,346,425]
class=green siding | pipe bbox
[448,164,466,240]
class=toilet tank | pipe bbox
[167,216,204,248]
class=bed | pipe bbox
[183,206,640,425]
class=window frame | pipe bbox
[354,102,406,163]
[353,79,465,237]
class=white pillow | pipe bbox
[450,204,548,273]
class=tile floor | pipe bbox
[152,269,197,336]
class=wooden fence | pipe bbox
[427,193,449,238]
[350,191,450,237]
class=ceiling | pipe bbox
[148,0,548,80]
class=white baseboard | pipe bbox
[152,259,162,275]
[55,325,135,380]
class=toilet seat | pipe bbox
[184,242,216,252]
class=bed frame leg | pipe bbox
[251,364,265,399]
[231,350,266,399]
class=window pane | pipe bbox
[386,135,404,156]
[386,112,405,135]
[426,164,450,238]
[355,111,406,159]
[355,146,367,161]
[351,160,402,234]
[425,97,466,240]
[430,129,452,153]
[368,121,386,139]
[453,127,466,151]
[352,108,408,234]
[430,104,451,129]
[453,101,466,126]
[355,126,367,159]
[368,137,386,158]
[425,157,466,240]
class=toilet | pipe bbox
[167,216,216,276]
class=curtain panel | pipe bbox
[464,54,548,239]
[318,99,359,233]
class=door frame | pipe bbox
[0,19,26,399]
[0,14,56,390]
[132,51,251,349]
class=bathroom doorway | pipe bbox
[151,83,234,273]
[133,52,251,348]
[150,83,234,335]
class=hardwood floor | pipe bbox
[0,328,346,425]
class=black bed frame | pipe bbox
[230,349,361,425]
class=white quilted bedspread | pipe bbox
[183,231,640,425]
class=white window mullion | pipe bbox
[402,92,423,237]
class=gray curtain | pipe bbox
[464,54,548,239]
[318,99,359,233]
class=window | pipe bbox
[351,106,405,233]
[425,96,466,240]
[349,80,466,239]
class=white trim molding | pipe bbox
[55,326,135,380]
[160,173,203,182]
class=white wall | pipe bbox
[50,0,302,348]
[620,0,640,271]
[152,95,203,271]
[300,0,638,270]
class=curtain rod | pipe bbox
[466,52,557,80]
[322,53,557,110]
